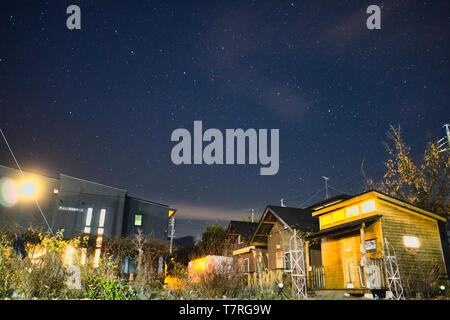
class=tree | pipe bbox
[365,125,449,216]
[192,224,226,258]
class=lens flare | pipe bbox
[0,178,20,207]
[20,181,37,197]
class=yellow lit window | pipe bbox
[332,210,346,222]
[361,200,376,214]
[346,205,359,217]
[403,236,419,248]
[320,214,332,227]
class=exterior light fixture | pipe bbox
[168,208,177,219]
[278,282,284,295]
[403,236,420,248]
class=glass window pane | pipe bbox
[135,214,142,226]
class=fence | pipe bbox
[308,265,325,289]
[365,258,388,289]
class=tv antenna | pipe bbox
[322,176,329,200]
[438,123,450,153]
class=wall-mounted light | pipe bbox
[168,208,177,219]
[403,236,420,248]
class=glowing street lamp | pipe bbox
[20,181,37,197]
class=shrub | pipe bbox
[85,275,136,300]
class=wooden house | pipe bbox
[223,220,258,257]
[307,190,448,296]
[232,206,318,286]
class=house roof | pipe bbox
[308,214,382,238]
[266,205,318,231]
[225,221,258,241]
[250,205,318,246]
[311,189,446,222]
[307,194,352,211]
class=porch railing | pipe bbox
[365,258,387,289]
[308,265,325,289]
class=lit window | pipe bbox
[346,205,359,217]
[99,209,106,227]
[83,227,91,234]
[403,236,419,248]
[361,200,376,214]
[135,214,143,226]
[97,228,104,235]
[85,208,93,227]
[53,189,59,194]
[237,235,242,244]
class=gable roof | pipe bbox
[307,194,352,211]
[266,205,318,231]
[311,189,446,222]
[225,221,258,241]
[250,205,319,246]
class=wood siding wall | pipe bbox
[321,220,383,289]
[267,221,291,270]
[378,200,447,284]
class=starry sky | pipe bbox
[0,1,448,238]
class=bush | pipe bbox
[85,275,137,300]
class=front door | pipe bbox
[341,237,362,288]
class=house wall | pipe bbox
[0,165,59,231]
[267,220,291,270]
[224,235,249,256]
[378,200,447,284]
[52,174,127,238]
[122,197,168,240]
[321,220,383,289]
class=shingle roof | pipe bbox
[306,194,352,210]
[226,221,258,241]
[266,205,318,232]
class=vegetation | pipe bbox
[191,223,226,258]
[364,124,449,216]
[364,125,449,298]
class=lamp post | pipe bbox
[168,209,177,254]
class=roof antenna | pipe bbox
[322,176,329,200]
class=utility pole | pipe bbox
[322,176,329,200]
[169,216,175,254]
[438,124,450,153]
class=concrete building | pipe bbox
[0,164,171,240]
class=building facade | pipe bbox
[0,164,171,240]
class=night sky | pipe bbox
[0,1,448,238]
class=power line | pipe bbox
[289,186,326,208]
[0,128,55,236]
